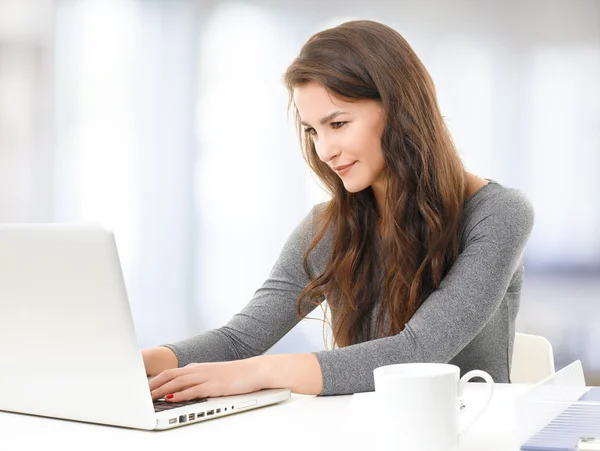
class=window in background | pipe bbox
[0,0,54,222]
[54,0,197,346]
[524,47,600,271]
[193,2,326,353]
[429,35,495,182]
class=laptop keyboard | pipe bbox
[153,398,208,412]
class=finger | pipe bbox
[149,363,201,391]
[151,373,203,401]
[149,367,188,391]
[150,364,203,389]
[152,374,198,401]
[164,383,209,402]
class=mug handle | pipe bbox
[458,370,494,435]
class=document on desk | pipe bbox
[520,387,600,451]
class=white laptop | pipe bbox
[0,223,290,430]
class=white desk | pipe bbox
[0,383,528,451]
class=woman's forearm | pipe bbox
[142,346,179,376]
[255,353,323,395]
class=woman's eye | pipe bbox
[331,121,346,129]
[303,127,317,136]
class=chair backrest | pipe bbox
[510,332,556,384]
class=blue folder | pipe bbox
[521,388,600,451]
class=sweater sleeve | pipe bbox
[313,188,535,395]
[163,205,328,367]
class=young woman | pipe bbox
[143,20,534,400]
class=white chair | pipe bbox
[510,332,555,384]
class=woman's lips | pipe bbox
[334,162,356,176]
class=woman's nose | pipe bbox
[315,136,341,163]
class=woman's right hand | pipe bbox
[142,346,179,376]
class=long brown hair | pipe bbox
[283,20,467,348]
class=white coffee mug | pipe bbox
[373,363,494,451]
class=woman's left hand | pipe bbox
[149,357,266,402]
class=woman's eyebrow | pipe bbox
[301,110,347,127]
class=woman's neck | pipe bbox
[465,172,489,198]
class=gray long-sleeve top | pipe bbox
[165,181,535,395]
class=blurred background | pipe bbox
[1,0,598,381]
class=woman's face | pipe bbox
[293,82,387,201]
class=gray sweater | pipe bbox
[165,181,534,395]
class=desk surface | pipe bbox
[0,383,528,451]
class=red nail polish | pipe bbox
[165,394,174,400]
